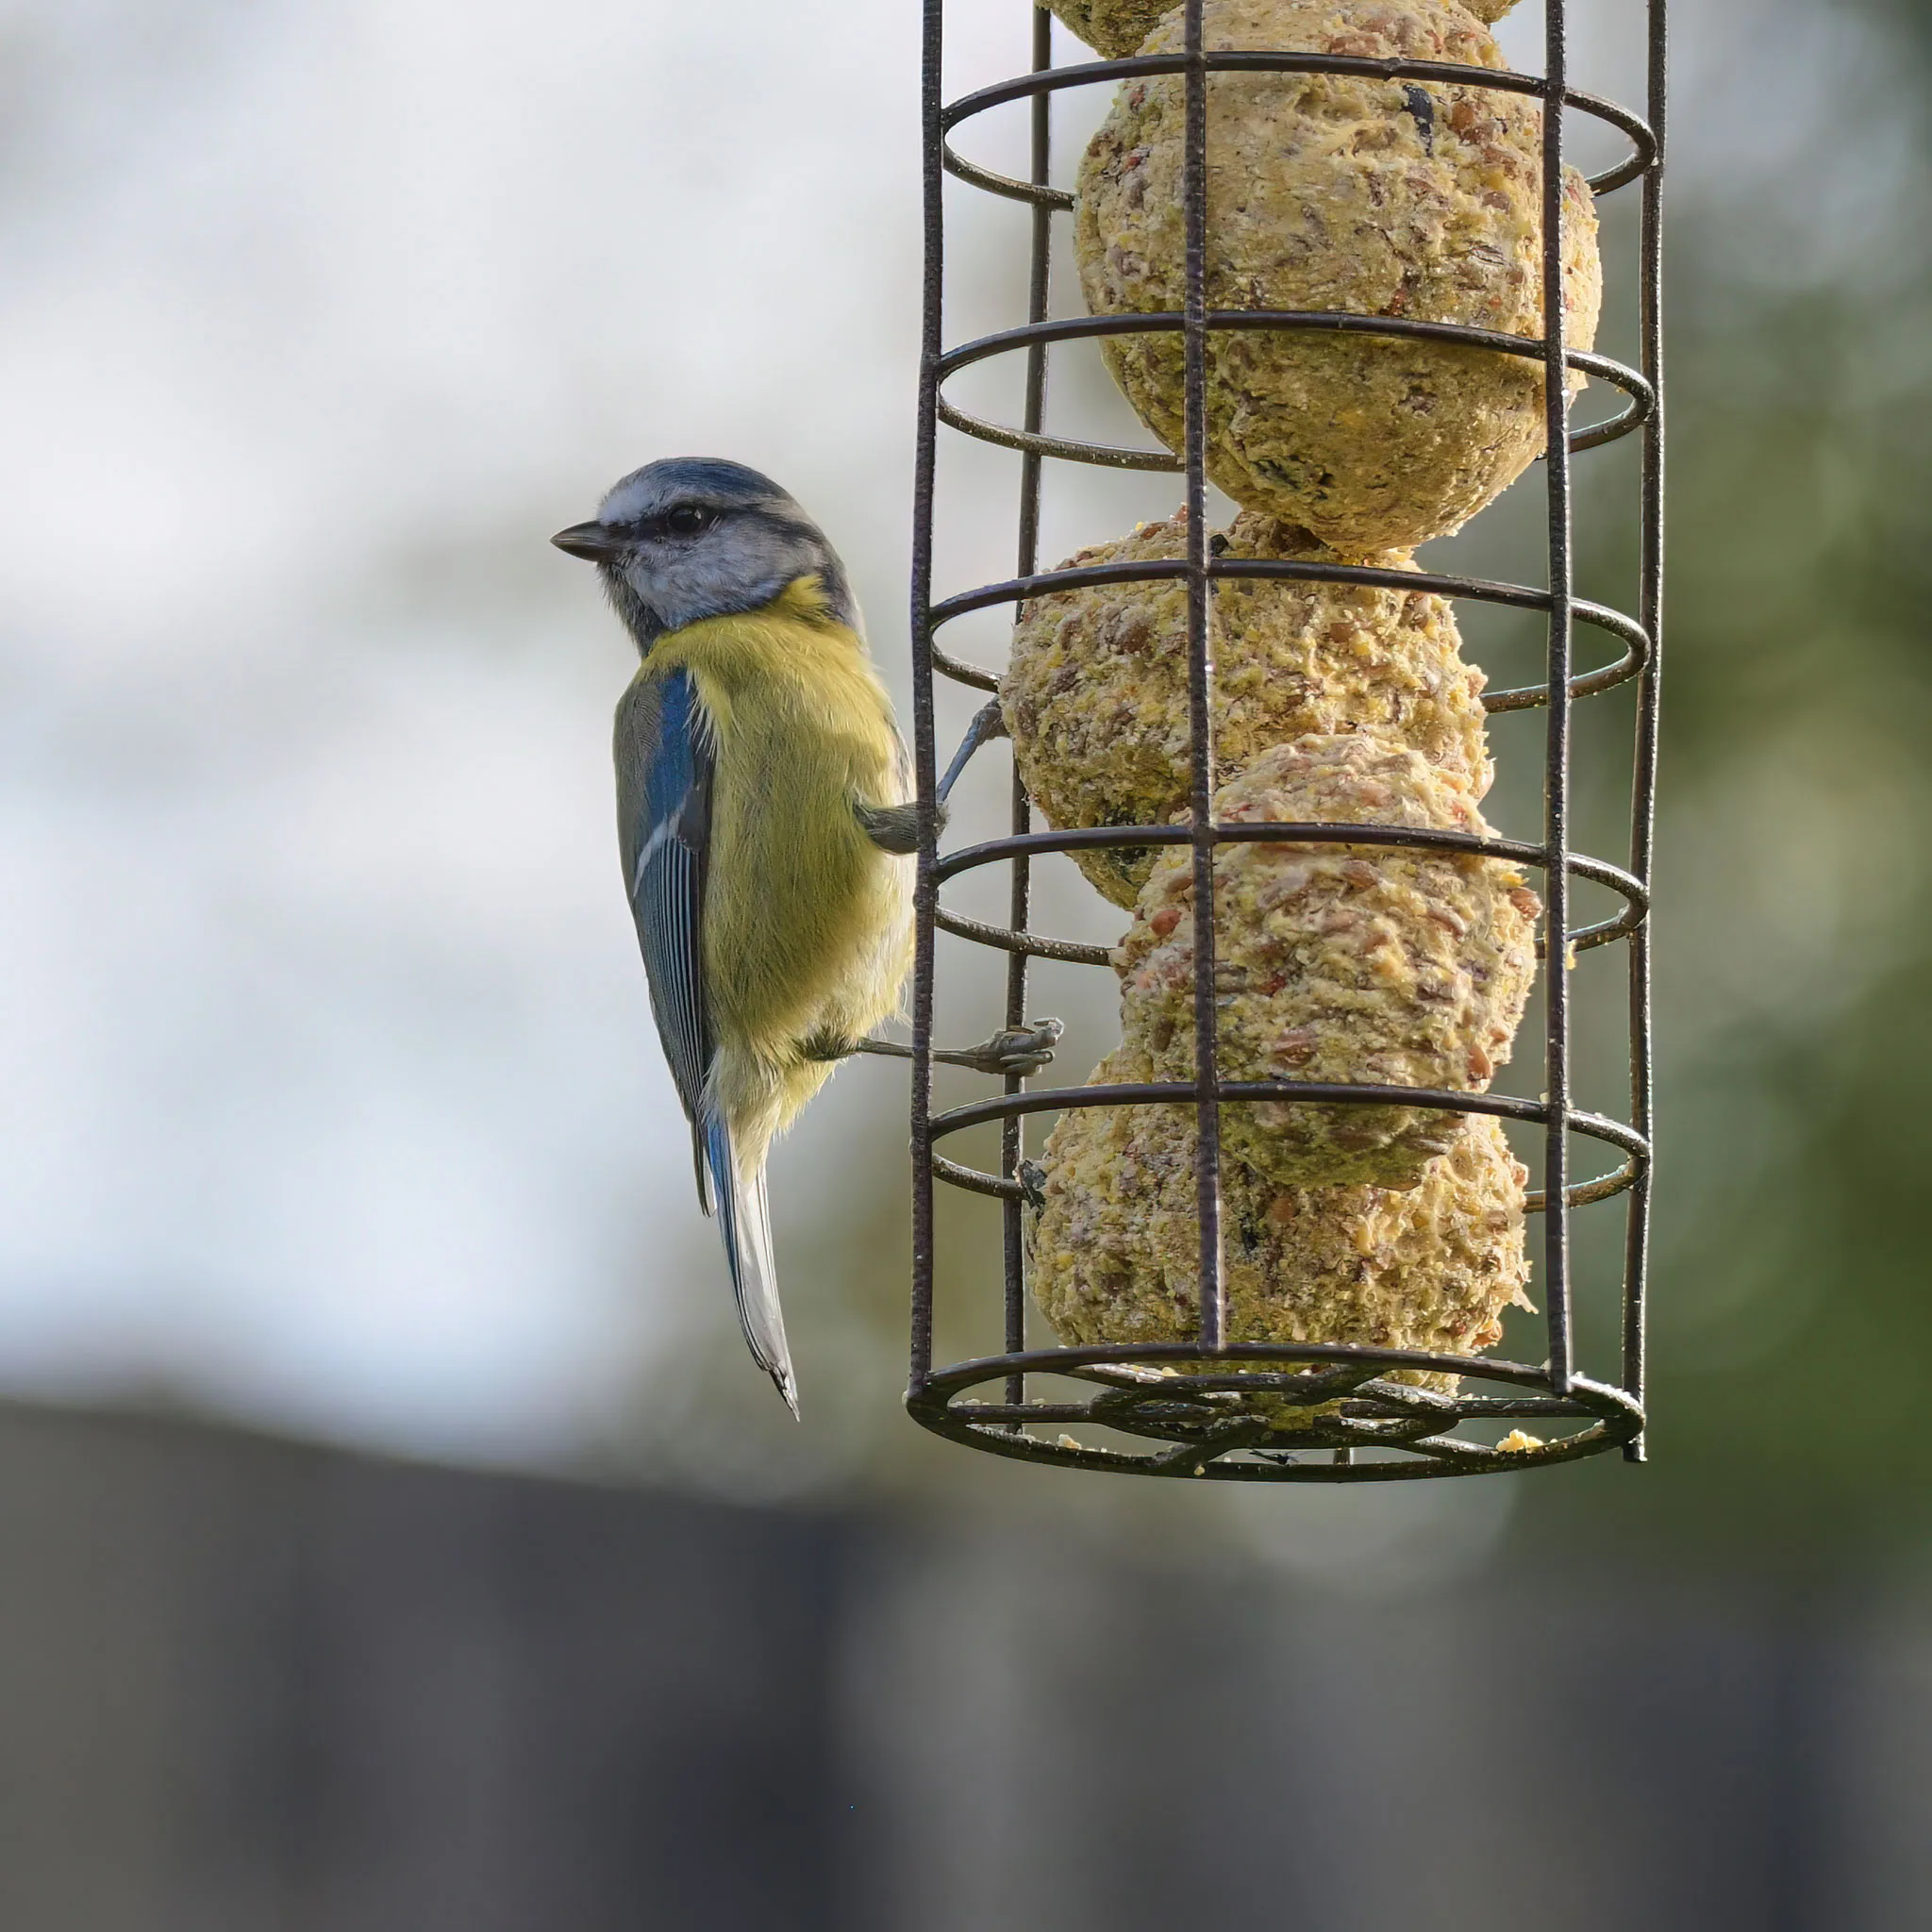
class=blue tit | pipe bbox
[554,458,916,1413]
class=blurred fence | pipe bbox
[0,1399,1925,1930]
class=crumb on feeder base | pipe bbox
[1002,507,1491,908]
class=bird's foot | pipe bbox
[821,1018,1063,1077]
[1017,1158,1048,1212]
[931,1018,1064,1078]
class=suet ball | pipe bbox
[1115,734,1538,1188]
[1028,1043,1533,1429]
[1074,0,1602,551]
[1044,0,1173,58]
[1001,507,1490,908]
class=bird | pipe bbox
[552,458,924,1413]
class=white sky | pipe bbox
[0,0,1898,1469]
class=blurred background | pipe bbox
[1,0,1929,1924]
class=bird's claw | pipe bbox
[1017,1158,1048,1212]
[934,1017,1064,1078]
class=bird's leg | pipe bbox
[803,1019,1063,1078]
[856,797,950,855]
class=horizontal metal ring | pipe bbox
[930,1151,1018,1201]
[904,1415,1632,1479]
[1525,1152,1639,1213]
[1568,850,1649,908]
[940,52,1657,204]
[932,902,1640,968]
[940,381,1641,468]
[935,312,1652,469]
[933,1145,1640,1213]
[931,827,1645,974]
[934,906,1111,968]
[1569,391,1647,454]
[936,553,1632,637]
[938,308,1652,394]
[917,1338,1629,1402]
[924,639,1643,711]
[936,391,1174,471]
[1484,636,1647,712]
[906,1345,1642,1480]
[925,1077,1649,1163]
[924,557,1650,708]
[930,640,1000,694]
[930,900,1640,972]
[937,819,1541,880]
[1567,901,1645,956]
[939,151,1074,214]
[936,821,1646,909]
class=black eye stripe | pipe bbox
[610,505,722,541]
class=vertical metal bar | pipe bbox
[1015,7,1054,584]
[1003,5,1055,1410]
[1182,0,1225,1351]
[1540,0,1574,1395]
[908,0,946,1393]
[1623,0,1666,1458]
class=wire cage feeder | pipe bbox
[907,0,1663,1479]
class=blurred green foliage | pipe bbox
[626,0,1932,1567]
[1545,0,1932,1557]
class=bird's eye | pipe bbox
[664,505,714,538]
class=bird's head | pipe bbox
[552,458,859,650]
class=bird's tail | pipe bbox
[704,1117,798,1416]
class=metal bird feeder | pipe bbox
[906,0,1663,1477]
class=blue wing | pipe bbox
[615,667,715,1207]
[614,665,799,1412]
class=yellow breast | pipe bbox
[649,577,910,1062]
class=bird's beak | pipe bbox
[551,521,623,561]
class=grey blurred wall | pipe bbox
[0,1400,1926,1932]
